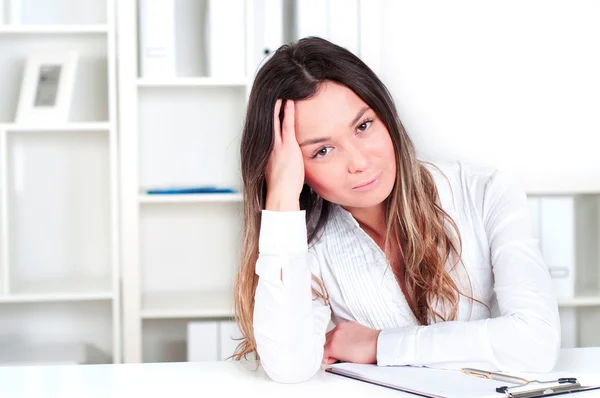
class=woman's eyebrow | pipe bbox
[300,136,330,147]
[348,106,370,127]
[299,106,371,147]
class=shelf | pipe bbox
[0,24,109,35]
[6,278,113,302]
[137,77,249,88]
[0,292,113,304]
[522,172,600,195]
[139,193,243,204]
[558,296,600,308]
[141,291,234,319]
[2,122,111,133]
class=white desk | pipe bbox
[1,348,599,398]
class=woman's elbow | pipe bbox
[255,333,323,383]
[529,325,561,373]
[527,314,561,373]
[260,351,322,383]
[499,316,561,373]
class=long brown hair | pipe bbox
[233,37,467,360]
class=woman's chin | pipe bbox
[340,188,393,209]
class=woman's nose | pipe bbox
[347,144,370,173]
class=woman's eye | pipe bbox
[357,119,373,133]
[312,147,333,159]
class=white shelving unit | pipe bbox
[117,0,374,364]
[117,0,253,363]
[0,0,120,364]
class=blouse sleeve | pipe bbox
[376,170,561,372]
[253,210,331,383]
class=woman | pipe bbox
[233,37,560,383]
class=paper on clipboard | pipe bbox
[325,363,600,398]
[326,363,504,398]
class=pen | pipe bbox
[461,368,529,385]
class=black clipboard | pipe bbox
[325,366,600,398]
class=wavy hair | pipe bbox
[233,37,470,360]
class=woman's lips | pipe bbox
[353,172,382,191]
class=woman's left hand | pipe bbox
[323,321,381,365]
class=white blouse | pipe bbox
[253,161,561,384]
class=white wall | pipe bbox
[376,0,600,187]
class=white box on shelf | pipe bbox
[540,197,576,299]
[205,0,245,78]
[139,0,176,78]
[187,321,218,362]
[219,320,242,361]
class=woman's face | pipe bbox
[294,82,397,209]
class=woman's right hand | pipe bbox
[265,99,305,212]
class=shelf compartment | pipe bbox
[139,193,243,204]
[141,290,233,319]
[0,34,109,123]
[140,203,243,299]
[6,131,112,295]
[139,86,244,189]
[0,300,113,364]
[137,0,246,79]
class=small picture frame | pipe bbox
[15,50,79,124]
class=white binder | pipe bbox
[139,0,176,78]
[205,0,246,78]
[540,197,576,299]
[187,321,219,362]
[252,0,284,72]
